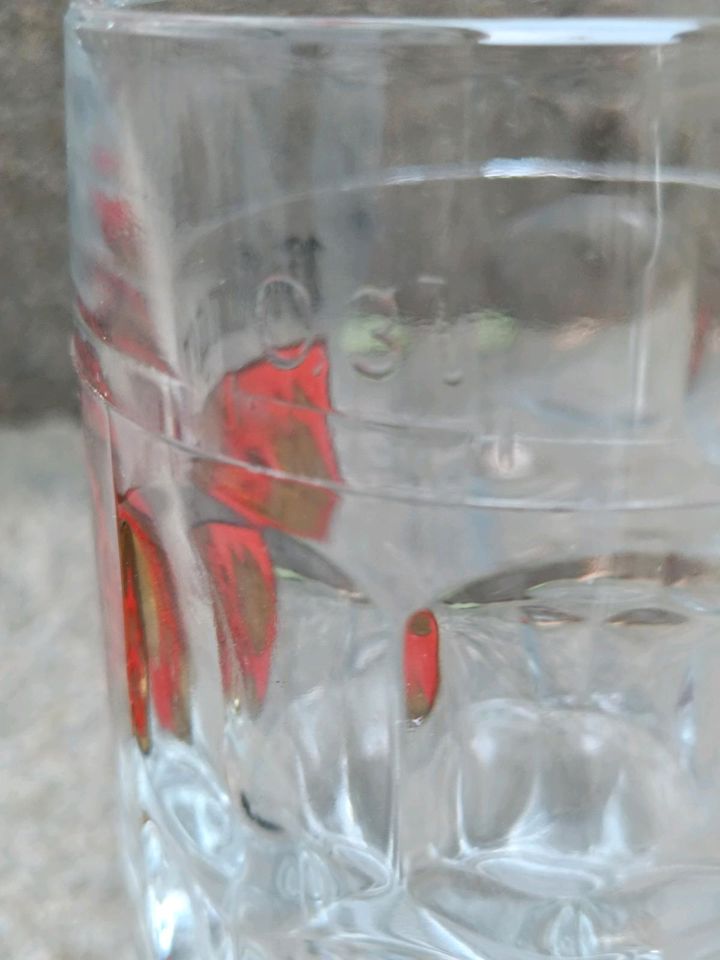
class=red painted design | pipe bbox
[73,332,113,409]
[117,490,190,750]
[76,270,172,375]
[94,193,139,267]
[197,340,339,540]
[193,523,277,713]
[690,304,712,382]
[404,609,440,724]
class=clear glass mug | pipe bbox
[66,3,720,958]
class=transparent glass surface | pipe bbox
[67,3,720,958]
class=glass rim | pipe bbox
[66,2,720,47]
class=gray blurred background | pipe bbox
[0,2,133,958]
[1,0,75,422]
